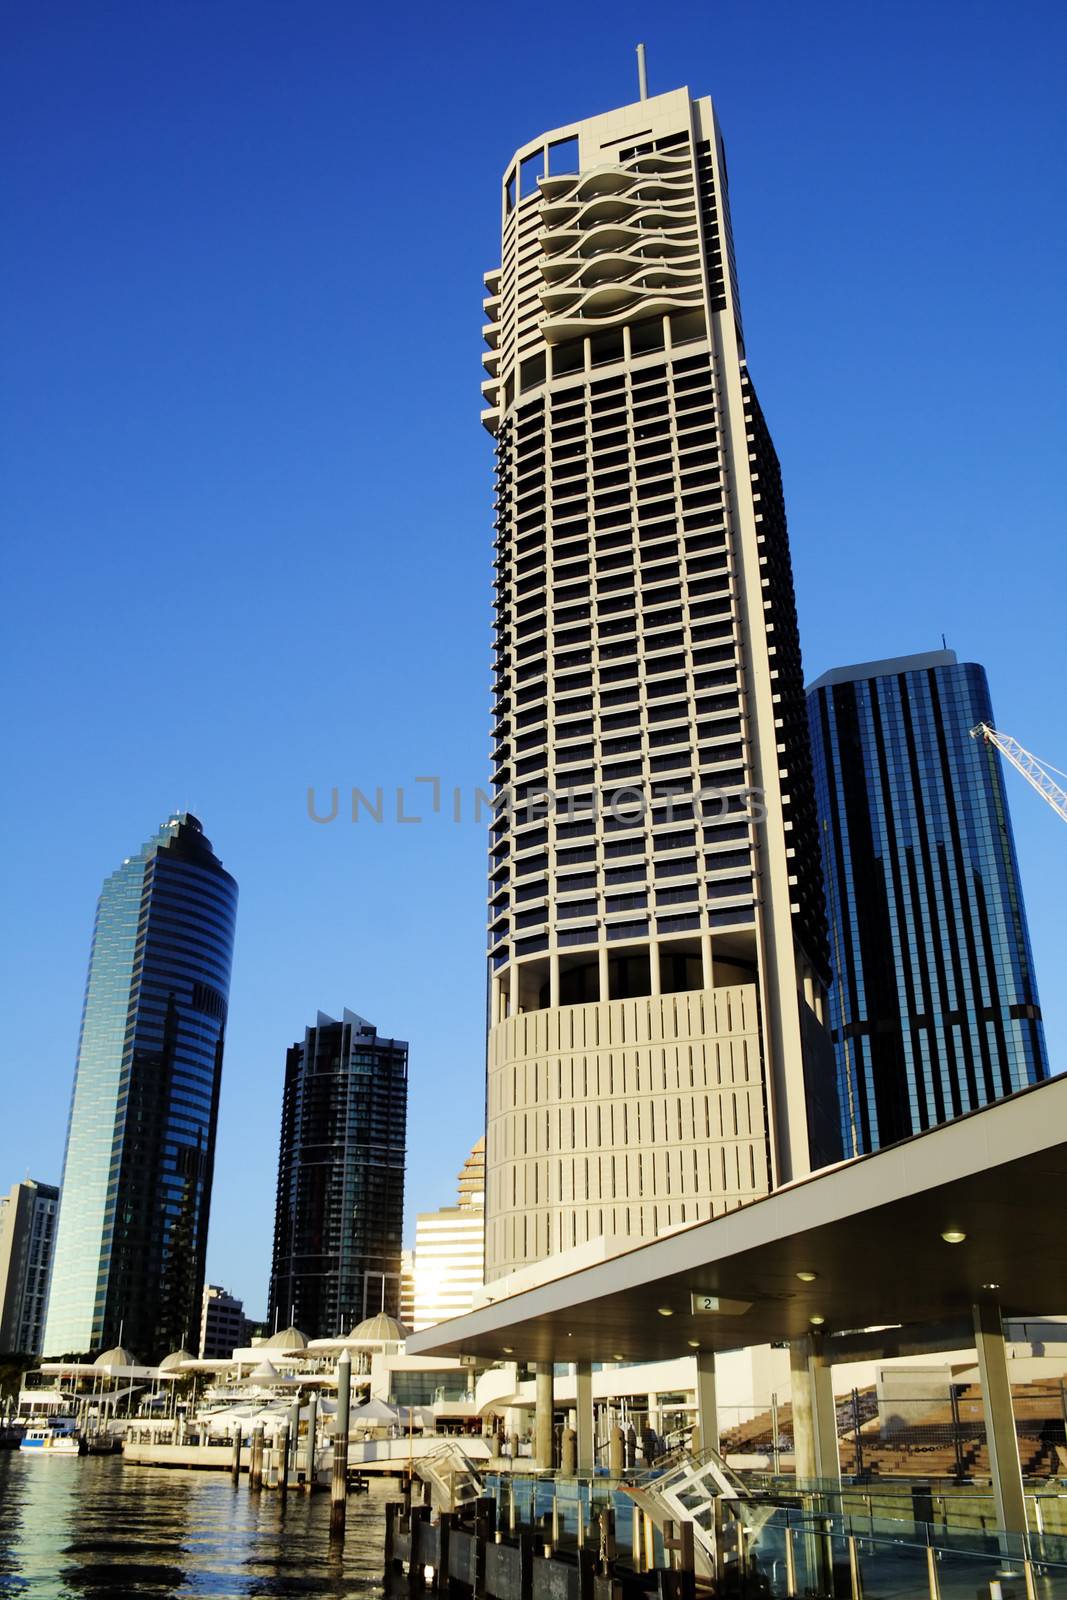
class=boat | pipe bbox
[19,1420,82,1456]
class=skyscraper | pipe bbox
[413,1139,485,1330]
[483,85,839,1280]
[43,814,237,1363]
[268,1010,407,1340]
[0,1179,59,1355]
[807,650,1048,1155]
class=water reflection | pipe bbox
[0,1454,388,1598]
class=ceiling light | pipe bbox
[809,1315,826,1326]
[502,1346,513,1354]
[941,1229,967,1245]
[687,1339,701,1348]
[657,1306,674,1317]
[796,1270,818,1283]
[612,1353,625,1362]
[981,1282,1000,1291]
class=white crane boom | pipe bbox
[970,722,1067,825]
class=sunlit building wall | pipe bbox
[413,1139,485,1330]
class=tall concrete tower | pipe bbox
[483,86,839,1280]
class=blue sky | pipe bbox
[3,0,1064,1317]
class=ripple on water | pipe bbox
[0,1452,389,1598]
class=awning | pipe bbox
[406,1076,1067,1366]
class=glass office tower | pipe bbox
[43,814,237,1362]
[268,1010,407,1340]
[482,86,839,1279]
[808,650,1047,1156]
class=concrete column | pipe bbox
[598,946,610,1004]
[549,954,560,1008]
[576,1361,594,1472]
[789,1339,817,1482]
[649,942,661,996]
[701,933,714,989]
[695,1349,718,1456]
[973,1300,1026,1535]
[810,1346,840,1487]
[534,1363,555,1470]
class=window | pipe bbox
[506,172,516,212]
[519,150,544,200]
[548,136,579,175]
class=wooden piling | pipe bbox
[231,1429,242,1485]
[250,1424,264,1491]
[277,1423,289,1500]
[305,1394,318,1491]
[330,1347,351,1543]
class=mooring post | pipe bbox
[609,1426,624,1478]
[250,1424,264,1491]
[599,1507,616,1570]
[330,1347,351,1542]
[306,1394,319,1490]
[277,1423,289,1500]
[408,1504,429,1593]
[288,1398,301,1481]
[518,1532,537,1600]
[231,1429,242,1485]
[438,1510,454,1589]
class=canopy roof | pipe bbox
[348,1312,408,1344]
[263,1325,307,1350]
[407,1076,1067,1366]
[94,1345,138,1369]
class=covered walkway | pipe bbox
[407,1076,1067,1537]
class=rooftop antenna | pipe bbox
[636,42,649,101]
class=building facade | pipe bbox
[200,1284,249,1360]
[0,1180,59,1355]
[268,1011,407,1341]
[399,1248,416,1331]
[43,814,237,1362]
[807,650,1048,1155]
[413,1139,485,1330]
[483,85,839,1278]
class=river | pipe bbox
[0,1453,389,1598]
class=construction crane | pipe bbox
[970,723,1067,825]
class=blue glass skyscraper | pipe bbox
[808,651,1047,1157]
[43,814,237,1362]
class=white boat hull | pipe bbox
[20,1434,81,1455]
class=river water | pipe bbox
[0,1453,389,1598]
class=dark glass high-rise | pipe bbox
[268,1010,407,1340]
[43,814,237,1362]
[807,651,1047,1156]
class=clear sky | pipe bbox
[3,0,1065,1319]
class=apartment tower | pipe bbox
[808,650,1048,1155]
[268,1010,408,1340]
[0,1179,59,1356]
[483,85,839,1279]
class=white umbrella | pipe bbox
[349,1398,400,1425]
